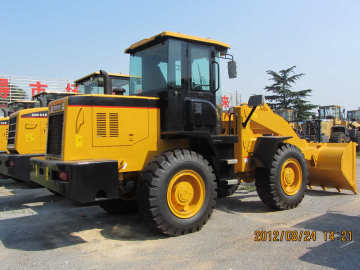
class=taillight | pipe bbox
[59,171,68,181]
[9,160,15,167]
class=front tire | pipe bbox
[255,144,308,210]
[330,132,346,143]
[356,132,360,152]
[137,149,217,236]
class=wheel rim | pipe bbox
[280,158,302,196]
[167,170,205,219]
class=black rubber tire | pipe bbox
[137,149,217,236]
[329,132,346,143]
[356,133,360,152]
[99,199,138,215]
[217,184,239,198]
[255,144,308,210]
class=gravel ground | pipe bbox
[0,161,359,270]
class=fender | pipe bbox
[253,136,291,168]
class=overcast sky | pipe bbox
[1,0,359,110]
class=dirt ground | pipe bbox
[0,161,359,270]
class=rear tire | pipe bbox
[255,144,307,210]
[356,132,360,152]
[217,184,239,198]
[137,149,217,236]
[330,132,346,143]
[100,199,138,215]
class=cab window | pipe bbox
[190,45,211,91]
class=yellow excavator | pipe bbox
[30,32,357,236]
[0,73,130,184]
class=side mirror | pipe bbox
[228,60,237,79]
[248,95,264,107]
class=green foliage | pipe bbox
[264,66,317,121]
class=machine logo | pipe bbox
[21,111,48,118]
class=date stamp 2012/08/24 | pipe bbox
[254,230,352,242]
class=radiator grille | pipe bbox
[96,112,119,138]
[7,116,17,145]
[47,113,64,156]
[109,113,119,137]
[96,113,107,137]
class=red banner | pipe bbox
[29,81,48,96]
[0,78,9,99]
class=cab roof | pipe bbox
[319,105,341,109]
[75,72,130,84]
[8,100,35,105]
[125,31,230,54]
[33,91,77,98]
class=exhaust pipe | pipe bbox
[0,108,8,117]
[99,70,113,95]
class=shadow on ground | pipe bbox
[0,206,162,251]
[0,179,163,252]
[295,212,360,269]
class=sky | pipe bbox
[1,0,359,110]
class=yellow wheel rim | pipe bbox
[280,158,302,196]
[167,170,205,219]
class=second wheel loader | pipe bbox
[30,32,357,236]
[0,72,130,184]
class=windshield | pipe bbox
[77,76,129,95]
[129,42,168,95]
[319,106,342,120]
[348,110,360,121]
[8,102,34,113]
[33,93,74,107]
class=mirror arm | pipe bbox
[219,53,234,61]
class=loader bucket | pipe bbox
[307,142,357,194]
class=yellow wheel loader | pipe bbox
[30,32,357,236]
[0,117,9,154]
[303,105,360,151]
[0,107,11,154]
[275,108,303,135]
[0,72,130,184]
[0,101,36,177]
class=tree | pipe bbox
[264,66,317,121]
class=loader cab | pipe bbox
[75,72,130,95]
[347,110,360,122]
[318,105,344,121]
[275,108,295,122]
[8,100,35,115]
[33,92,77,107]
[125,31,236,135]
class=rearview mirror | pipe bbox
[248,95,264,107]
[228,60,237,79]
